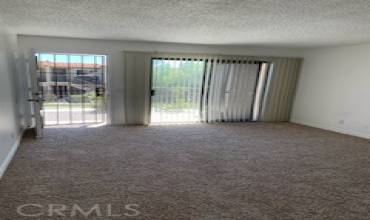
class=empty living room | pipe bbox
[0,0,369,219]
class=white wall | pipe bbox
[0,30,22,178]
[292,44,370,139]
[18,35,302,125]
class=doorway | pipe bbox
[150,58,205,124]
[150,58,269,124]
[35,53,107,125]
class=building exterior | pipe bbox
[37,61,105,101]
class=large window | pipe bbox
[36,53,107,125]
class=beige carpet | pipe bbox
[0,123,369,219]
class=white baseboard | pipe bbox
[0,130,24,179]
[291,118,370,140]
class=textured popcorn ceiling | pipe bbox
[1,0,370,47]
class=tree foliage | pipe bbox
[152,60,204,110]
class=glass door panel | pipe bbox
[36,53,107,125]
[151,59,204,124]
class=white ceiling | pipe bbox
[1,0,370,48]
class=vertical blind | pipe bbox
[123,52,302,125]
[202,60,260,122]
[260,58,302,122]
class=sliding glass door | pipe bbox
[36,53,107,125]
[150,59,205,123]
[150,57,269,124]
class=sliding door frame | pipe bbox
[146,53,273,124]
[148,55,272,123]
[149,57,205,124]
[148,57,154,124]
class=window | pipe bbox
[36,53,107,125]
